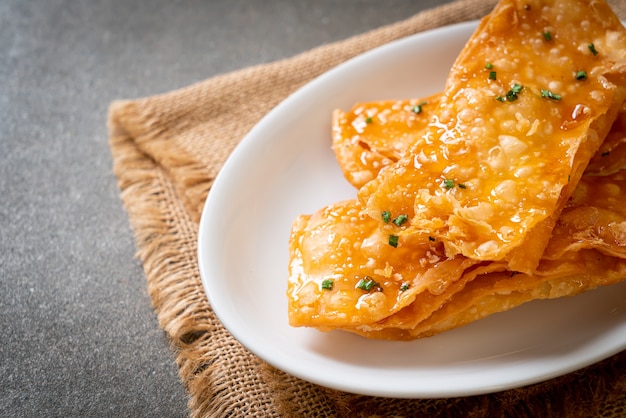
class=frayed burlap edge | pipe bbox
[108,100,213,223]
[109,104,286,416]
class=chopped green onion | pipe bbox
[388,234,399,248]
[411,101,427,114]
[588,43,598,56]
[381,210,391,223]
[321,279,334,290]
[485,63,493,69]
[392,214,408,226]
[356,276,379,291]
[575,70,587,80]
[541,89,562,101]
[489,71,497,80]
[543,31,552,41]
[443,179,466,189]
[365,116,373,123]
[400,283,410,292]
[496,95,505,102]
[506,83,523,102]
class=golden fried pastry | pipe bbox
[357,0,626,273]
[334,100,626,189]
[287,199,482,329]
[288,0,626,341]
[288,173,626,339]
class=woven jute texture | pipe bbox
[108,0,626,416]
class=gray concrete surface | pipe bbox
[1,1,454,416]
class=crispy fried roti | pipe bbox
[334,99,626,188]
[288,0,626,340]
[287,0,626,339]
[357,0,626,273]
[288,173,626,339]
[332,100,626,268]
[287,199,482,329]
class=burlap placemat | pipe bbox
[108,0,626,416]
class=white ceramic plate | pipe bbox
[198,20,626,398]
